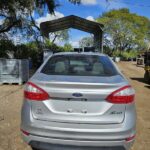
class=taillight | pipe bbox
[125,135,135,142]
[21,129,30,136]
[24,82,49,101]
[106,85,135,104]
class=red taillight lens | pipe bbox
[125,135,135,142]
[21,129,30,136]
[24,82,49,101]
[106,85,135,104]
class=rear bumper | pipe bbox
[21,101,136,150]
[22,133,134,150]
[21,118,135,150]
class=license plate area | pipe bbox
[32,101,125,124]
[65,99,88,114]
[47,99,105,115]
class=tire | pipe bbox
[144,71,150,84]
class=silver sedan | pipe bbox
[21,52,136,150]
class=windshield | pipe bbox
[41,54,118,76]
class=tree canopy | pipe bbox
[97,8,150,51]
[0,0,81,35]
[79,36,94,48]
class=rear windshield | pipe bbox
[41,55,118,76]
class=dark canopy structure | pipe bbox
[40,15,104,51]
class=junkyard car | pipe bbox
[21,52,136,150]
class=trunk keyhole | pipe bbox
[67,109,73,113]
[81,110,87,114]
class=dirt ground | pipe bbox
[0,61,150,150]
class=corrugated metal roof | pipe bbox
[40,15,104,51]
[40,15,103,37]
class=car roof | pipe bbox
[53,52,107,57]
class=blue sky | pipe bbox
[35,0,150,47]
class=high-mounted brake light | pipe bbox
[24,82,49,101]
[106,85,135,104]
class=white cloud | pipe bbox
[80,0,127,9]
[86,16,95,21]
[69,40,80,47]
[69,35,93,48]
[36,11,64,27]
[97,0,127,10]
[81,0,97,5]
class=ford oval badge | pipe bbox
[72,93,83,97]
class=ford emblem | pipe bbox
[72,93,83,97]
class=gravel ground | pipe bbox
[0,61,150,150]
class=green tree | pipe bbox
[0,0,82,35]
[79,37,93,48]
[63,43,73,51]
[0,0,33,35]
[0,39,15,57]
[44,40,64,52]
[97,8,150,52]
[44,40,73,52]
[49,29,69,43]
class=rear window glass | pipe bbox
[41,55,118,76]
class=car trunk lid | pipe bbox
[30,74,127,124]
